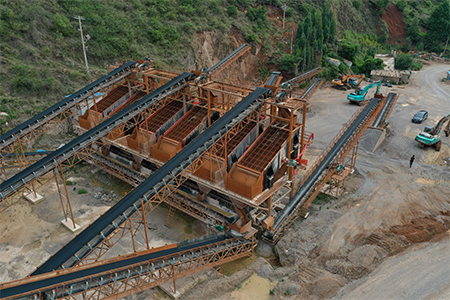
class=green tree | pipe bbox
[53,13,72,36]
[278,54,301,73]
[426,1,450,48]
[396,0,408,12]
[394,53,414,70]
[338,41,358,61]
[296,22,303,41]
[359,57,384,75]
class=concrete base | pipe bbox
[23,191,44,204]
[159,269,214,299]
[321,183,344,198]
[61,218,82,232]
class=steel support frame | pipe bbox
[0,71,134,156]
[88,152,227,230]
[0,86,189,209]
[72,104,263,267]
[2,238,255,300]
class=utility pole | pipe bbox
[73,15,90,72]
[442,35,450,58]
[281,4,288,30]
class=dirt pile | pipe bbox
[270,152,450,299]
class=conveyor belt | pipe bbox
[208,44,249,74]
[0,61,136,152]
[283,67,323,85]
[31,87,271,276]
[300,78,322,99]
[0,72,195,201]
[373,93,396,127]
[266,72,281,86]
[1,233,235,298]
[268,97,380,235]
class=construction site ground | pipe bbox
[1,62,449,299]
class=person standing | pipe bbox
[410,155,415,168]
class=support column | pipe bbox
[289,165,295,200]
[55,162,80,232]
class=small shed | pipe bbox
[370,70,402,84]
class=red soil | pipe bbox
[382,3,407,45]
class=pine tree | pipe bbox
[296,22,303,42]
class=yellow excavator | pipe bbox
[332,74,365,90]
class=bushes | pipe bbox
[247,6,267,23]
[278,54,300,73]
[53,13,71,36]
[394,53,414,70]
[227,5,238,17]
[11,64,59,94]
[338,41,358,62]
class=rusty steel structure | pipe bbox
[0,235,255,300]
[1,43,377,299]
[0,61,139,156]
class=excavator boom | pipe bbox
[415,113,450,151]
[347,81,381,105]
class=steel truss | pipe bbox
[1,237,255,300]
[72,103,263,267]
[0,77,192,208]
[89,152,229,229]
[0,64,137,156]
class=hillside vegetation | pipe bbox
[0,0,448,132]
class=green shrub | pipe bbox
[53,13,71,36]
[411,60,423,71]
[353,0,361,10]
[78,188,88,194]
[227,5,238,17]
[181,22,195,35]
[394,53,414,70]
[278,54,300,72]
[338,41,358,62]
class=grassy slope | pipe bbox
[0,0,440,132]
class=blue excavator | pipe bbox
[415,113,450,151]
[347,81,382,105]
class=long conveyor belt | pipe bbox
[283,67,323,85]
[0,72,195,201]
[372,92,396,127]
[267,97,381,237]
[1,233,252,299]
[0,61,137,152]
[31,87,271,276]
[207,44,250,76]
[300,78,322,99]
